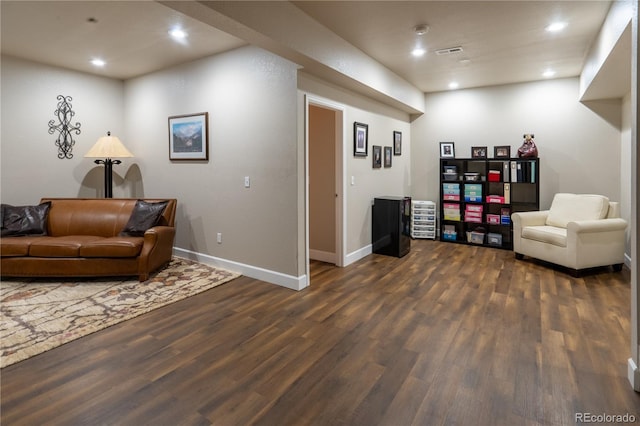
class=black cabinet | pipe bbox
[372,196,411,257]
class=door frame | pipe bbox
[304,94,346,282]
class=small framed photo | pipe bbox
[393,131,402,155]
[471,146,487,159]
[384,146,392,167]
[440,142,455,158]
[169,112,209,160]
[494,145,511,159]
[372,145,382,168]
[354,122,368,157]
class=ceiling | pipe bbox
[0,1,616,95]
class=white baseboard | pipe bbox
[628,357,640,391]
[344,244,372,266]
[309,249,336,264]
[173,248,308,291]
[624,252,632,269]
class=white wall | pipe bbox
[412,78,622,211]
[1,49,303,289]
[0,55,125,204]
[298,72,412,260]
[622,92,632,259]
[124,46,301,281]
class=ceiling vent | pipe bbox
[435,46,464,55]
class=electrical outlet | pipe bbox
[217,232,222,244]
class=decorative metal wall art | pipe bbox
[48,95,81,159]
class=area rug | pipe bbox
[0,257,240,368]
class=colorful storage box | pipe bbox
[443,232,457,241]
[486,214,500,224]
[486,195,505,203]
[488,170,501,182]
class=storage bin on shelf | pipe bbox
[466,231,485,244]
[487,232,503,247]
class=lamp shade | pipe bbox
[84,132,133,158]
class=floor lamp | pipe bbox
[84,132,134,198]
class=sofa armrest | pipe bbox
[512,210,549,229]
[566,218,628,234]
[137,226,176,280]
[140,226,175,255]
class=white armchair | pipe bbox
[512,193,627,274]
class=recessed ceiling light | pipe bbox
[542,69,556,78]
[414,24,429,36]
[411,47,426,57]
[169,28,188,39]
[91,58,105,67]
[546,22,567,33]
[449,82,459,90]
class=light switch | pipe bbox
[244,176,250,188]
[351,176,355,186]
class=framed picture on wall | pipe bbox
[372,145,382,168]
[494,145,511,159]
[384,146,392,167]
[393,131,402,155]
[440,142,455,158]
[168,112,209,160]
[471,146,487,159]
[354,122,368,157]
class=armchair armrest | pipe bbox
[566,218,628,234]
[512,210,549,229]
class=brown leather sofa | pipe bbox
[1,198,177,281]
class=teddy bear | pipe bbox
[517,133,538,158]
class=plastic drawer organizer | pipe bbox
[411,200,436,239]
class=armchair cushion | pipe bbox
[545,193,609,228]
[521,225,567,247]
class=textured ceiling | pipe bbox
[0,1,620,95]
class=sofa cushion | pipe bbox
[521,225,567,248]
[0,236,42,256]
[79,237,144,258]
[28,236,103,257]
[545,194,609,228]
[1,202,52,237]
[120,200,169,237]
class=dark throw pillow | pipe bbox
[119,200,169,237]
[1,201,52,237]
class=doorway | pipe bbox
[306,97,344,281]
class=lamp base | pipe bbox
[94,158,122,198]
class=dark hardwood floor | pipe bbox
[2,240,639,425]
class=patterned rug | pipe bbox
[0,257,240,368]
